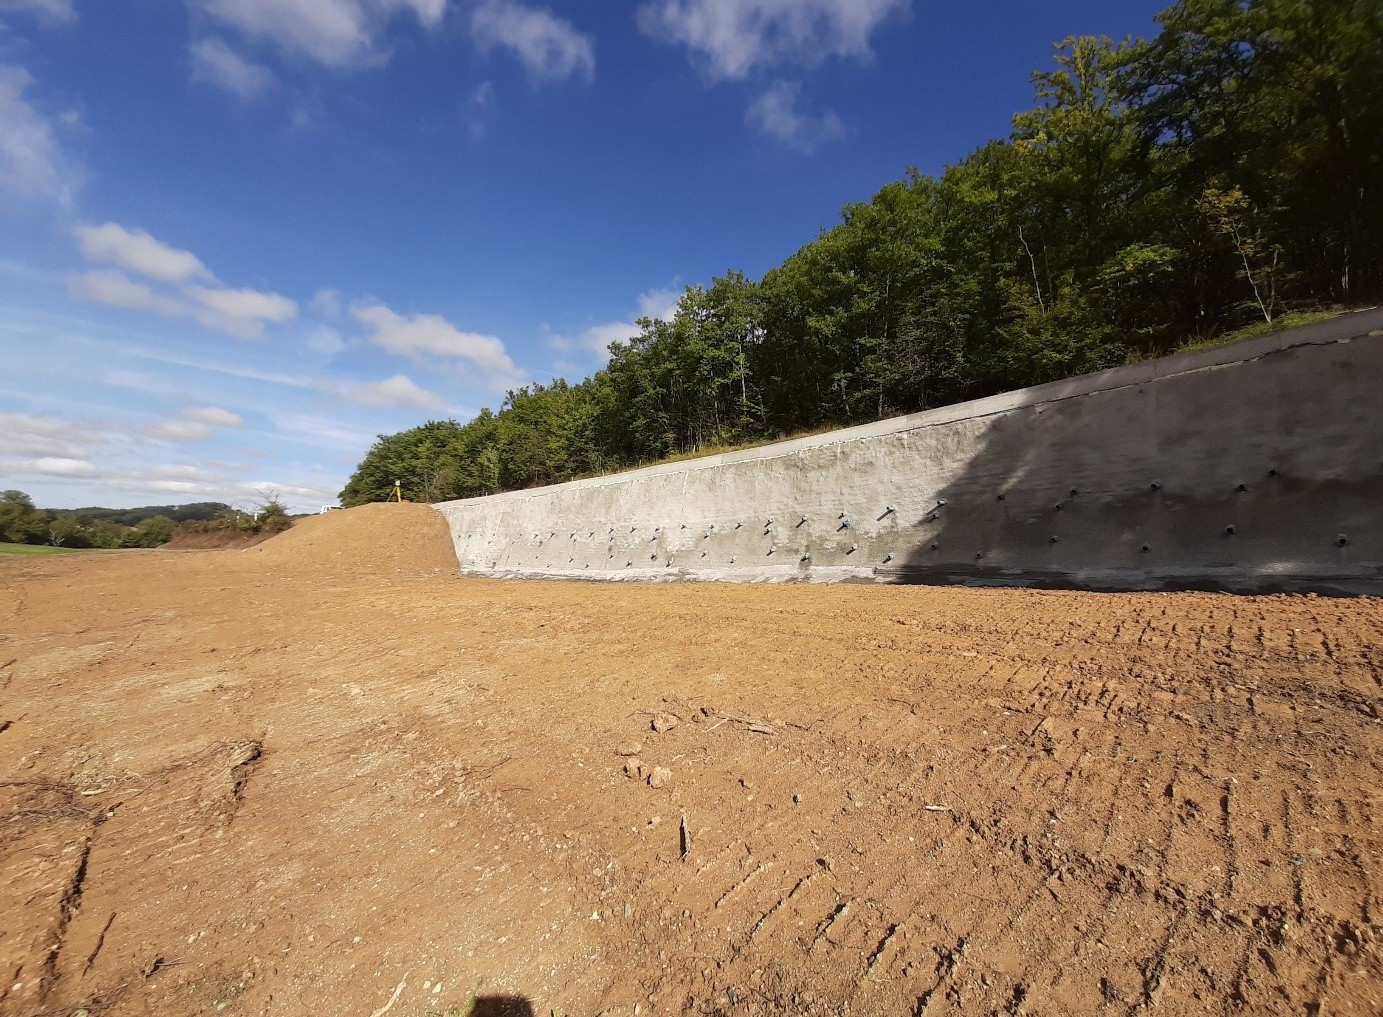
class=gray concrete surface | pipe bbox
[434,309,1383,594]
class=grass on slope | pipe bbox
[0,542,80,556]
[1176,307,1350,355]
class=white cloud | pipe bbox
[547,285,684,365]
[637,286,682,321]
[69,224,298,338]
[183,406,244,428]
[191,0,447,69]
[74,222,214,284]
[746,80,844,151]
[0,65,79,207]
[187,284,298,337]
[144,420,215,442]
[471,0,594,83]
[191,36,274,98]
[24,456,97,476]
[343,374,447,409]
[638,0,905,80]
[68,269,187,317]
[548,320,641,363]
[353,302,520,385]
[0,0,75,23]
[0,412,92,458]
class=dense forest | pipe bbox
[342,0,1381,507]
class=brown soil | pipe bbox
[2,503,1379,1017]
[161,531,278,551]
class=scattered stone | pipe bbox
[793,793,803,805]
[615,743,643,756]
[648,766,672,789]
[652,713,680,733]
[624,758,646,780]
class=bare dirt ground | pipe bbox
[2,504,1380,1017]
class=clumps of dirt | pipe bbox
[246,503,459,575]
[621,758,673,789]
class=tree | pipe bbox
[0,490,50,545]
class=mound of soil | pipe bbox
[162,530,277,551]
[245,502,458,575]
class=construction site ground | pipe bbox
[2,503,1379,1017]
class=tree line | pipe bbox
[342,0,1381,507]
[0,491,293,548]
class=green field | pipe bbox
[0,542,80,556]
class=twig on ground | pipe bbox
[367,971,409,1017]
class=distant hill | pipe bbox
[49,502,231,526]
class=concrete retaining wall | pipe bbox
[435,310,1383,595]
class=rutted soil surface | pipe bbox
[1,503,1379,1017]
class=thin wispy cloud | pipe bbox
[746,80,844,151]
[0,0,76,24]
[190,36,274,98]
[0,64,80,207]
[637,0,907,80]
[188,0,446,69]
[470,0,595,83]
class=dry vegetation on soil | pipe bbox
[1,504,1380,1016]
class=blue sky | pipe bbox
[0,0,1166,512]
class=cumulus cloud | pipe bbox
[548,284,684,365]
[187,284,298,337]
[342,374,447,409]
[73,223,214,284]
[69,222,298,338]
[471,0,594,83]
[191,36,274,98]
[745,80,843,151]
[190,0,447,69]
[0,0,75,23]
[0,65,79,207]
[638,0,906,80]
[636,286,682,321]
[353,302,520,385]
